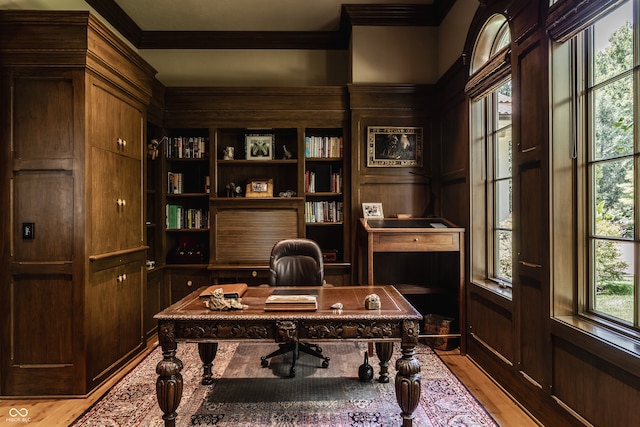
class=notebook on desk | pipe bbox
[271,288,319,296]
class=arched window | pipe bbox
[467,14,513,289]
[471,14,511,75]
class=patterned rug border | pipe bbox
[71,342,499,427]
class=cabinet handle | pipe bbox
[117,138,127,148]
[187,280,193,287]
[414,238,419,242]
[116,274,127,283]
[116,198,126,207]
[252,271,257,278]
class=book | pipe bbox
[264,294,318,311]
[199,283,248,299]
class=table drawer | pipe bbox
[374,232,459,252]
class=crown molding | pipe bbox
[84,1,456,50]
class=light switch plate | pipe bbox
[22,223,35,240]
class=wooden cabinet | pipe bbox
[0,11,156,396]
[357,217,466,352]
[156,87,350,285]
[168,269,211,303]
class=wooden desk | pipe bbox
[154,285,423,427]
[358,218,465,353]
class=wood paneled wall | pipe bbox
[437,1,640,426]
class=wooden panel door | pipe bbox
[90,147,142,254]
[87,257,143,382]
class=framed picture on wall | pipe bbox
[362,202,384,219]
[367,126,423,167]
[245,134,274,160]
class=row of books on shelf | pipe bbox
[165,136,209,159]
[167,172,211,194]
[305,136,343,159]
[305,201,343,223]
[305,167,342,193]
[166,204,209,229]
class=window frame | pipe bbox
[551,0,640,334]
[468,13,514,294]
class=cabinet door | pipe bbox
[87,258,143,381]
[90,147,142,254]
[118,260,143,357]
[90,81,143,160]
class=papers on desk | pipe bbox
[264,294,318,311]
[430,222,448,228]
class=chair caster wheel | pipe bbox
[322,357,330,368]
[261,358,268,368]
[316,345,323,353]
[289,366,296,377]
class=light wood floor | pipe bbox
[0,343,540,427]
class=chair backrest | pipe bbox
[269,238,324,286]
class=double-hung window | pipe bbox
[582,0,638,327]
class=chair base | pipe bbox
[261,341,330,377]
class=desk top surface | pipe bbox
[155,285,422,322]
[360,217,463,231]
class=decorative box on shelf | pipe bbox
[322,250,338,262]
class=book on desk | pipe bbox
[264,294,318,311]
[199,283,248,299]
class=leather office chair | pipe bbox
[260,238,330,377]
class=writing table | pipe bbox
[154,285,423,427]
[357,218,466,353]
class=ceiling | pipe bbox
[0,0,461,86]
[85,0,455,49]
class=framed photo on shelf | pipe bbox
[367,126,423,167]
[245,178,274,198]
[246,134,274,160]
[362,202,384,219]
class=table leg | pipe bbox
[374,341,393,383]
[395,344,421,427]
[198,342,218,385]
[156,347,183,427]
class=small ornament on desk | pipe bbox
[364,293,380,310]
[331,302,343,310]
[203,288,248,311]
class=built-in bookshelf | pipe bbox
[208,125,349,281]
[163,129,210,265]
[304,128,346,263]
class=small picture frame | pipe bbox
[367,126,423,167]
[245,178,274,198]
[246,134,274,160]
[362,202,384,219]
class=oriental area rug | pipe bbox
[71,342,497,427]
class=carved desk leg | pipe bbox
[374,341,393,383]
[198,342,218,385]
[156,322,183,427]
[396,320,421,427]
